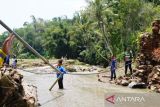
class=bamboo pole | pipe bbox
[49,75,62,91]
[0,20,61,90]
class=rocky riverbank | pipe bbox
[0,67,38,107]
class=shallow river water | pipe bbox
[19,66,147,107]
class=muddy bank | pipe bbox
[18,59,106,74]
[0,67,38,107]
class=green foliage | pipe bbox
[0,32,9,46]
[1,0,160,66]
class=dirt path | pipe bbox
[19,66,148,107]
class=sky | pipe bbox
[0,0,87,33]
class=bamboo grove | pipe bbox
[0,0,160,66]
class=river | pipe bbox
[19,66,147,107]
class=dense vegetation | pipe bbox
[0,0,160,66]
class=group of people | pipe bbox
[55,47,134,89]
[110,47,133,81]
[0,33,134,89]
[0,33,17,68]
[0,33,64,89]
[110,19,160,81]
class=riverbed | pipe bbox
[19,66,147,107]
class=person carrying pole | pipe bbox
[0,20,63,90]
[55,59,67,89]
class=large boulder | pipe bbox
[0,67,37,107]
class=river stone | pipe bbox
[66,67,76,72]
[150,85,157,91]
[128,82,146,88]
[121,80,129,86]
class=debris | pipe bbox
[114,27,160,92]
[0,67,37,107]
[121,80,129,86]
[128,81,146,88]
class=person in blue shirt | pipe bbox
[56,59,67,89]
[110,55,117,81]
[4,55,10,66]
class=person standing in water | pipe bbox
[56,59,67,89]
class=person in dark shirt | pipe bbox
[124,47,133,75]
[4,55,10,66]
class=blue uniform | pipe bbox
[111,59,116,70]
[110,59,117,80]
[56,66,66,78]
[5,55,10,65]
[56,65,67,89]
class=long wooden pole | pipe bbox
[0,20,62,90]
[49,75,62,91]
